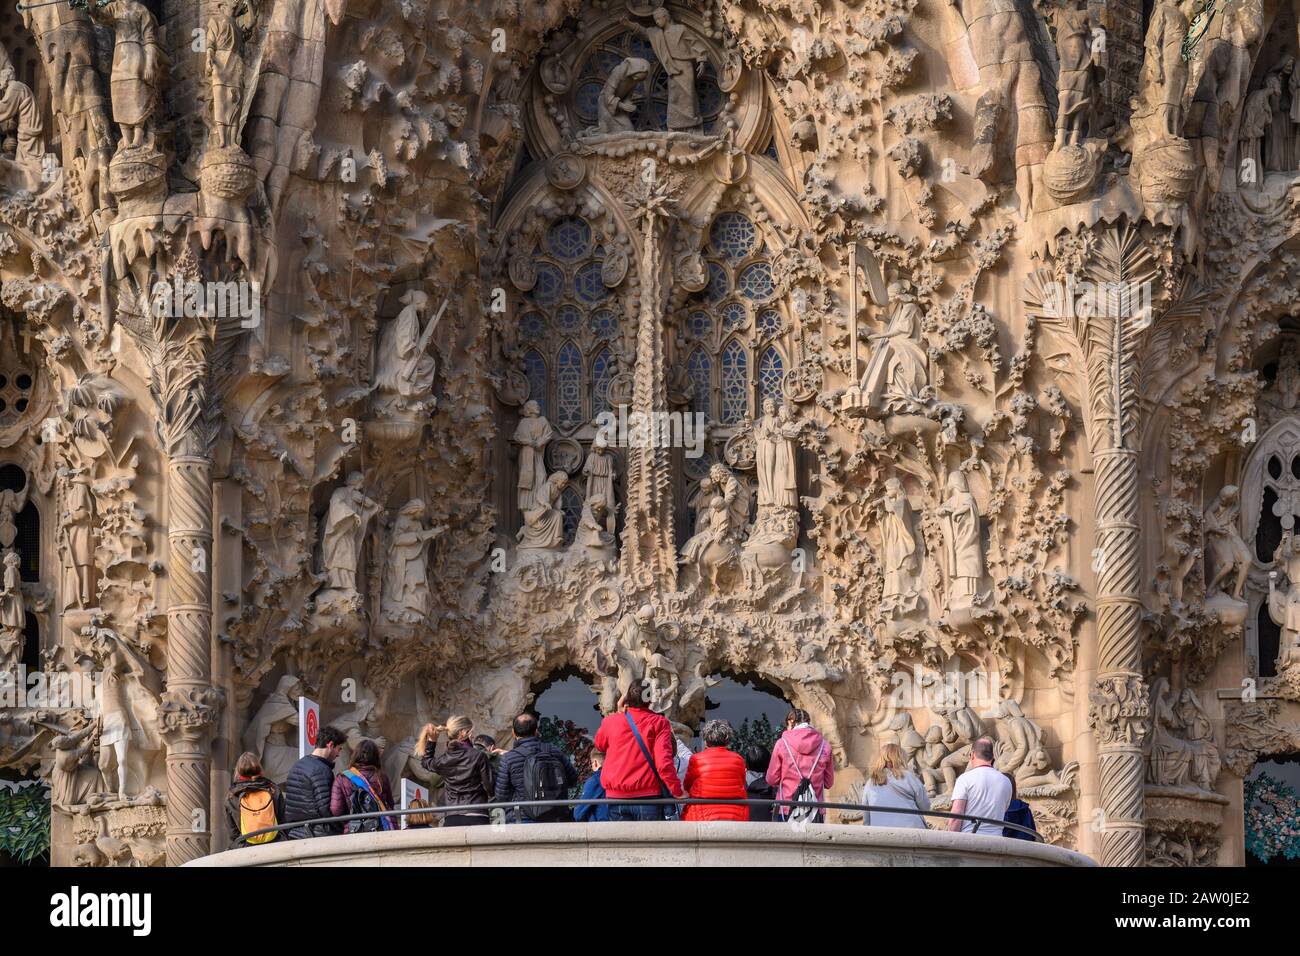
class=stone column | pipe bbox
[1087,445,1150,867]
[159,453,222,865]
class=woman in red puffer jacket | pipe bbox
[682,719,749,821]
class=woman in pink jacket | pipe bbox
[765,709,834,822]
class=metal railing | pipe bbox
[231,796,1042,848]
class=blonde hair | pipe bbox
[408,797,435,827]
[446,715,473,740]
[869,743,909,786]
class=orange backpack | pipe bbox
[239,789,278,844]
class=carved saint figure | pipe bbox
[320,472,381,593]
[1240,74,1281,183]
[1203,485,1250,600]
[599,604,657,712]
[0,56,46,164]
[583,434,618,533]
[0,477,27,549]
[242,673,302,783]
[59,466,95,609]
[597,57,650,133]
[382,500,444,624]
[516,472,568,551]
[936,471,983,608]
[625,9,710,131]
[1052,0,1100,148]
[859,281,928,416]
[1268,530,1300,672]
[204,0,246,149]
[512,401,553,511]
[754,398,800,510]
[374,291,441,413]
[878,478,920,613]
[89,0,168,149]
[643,651,679,715]
[1148,677,1221,792]
[574,494,616,562]
[0,551,24,672]
[1137,0,1189,137]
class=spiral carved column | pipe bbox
[1087,446,1150,867]
[160,454,222,866]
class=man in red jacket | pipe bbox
[592,682,683,821]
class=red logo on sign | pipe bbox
[305,707,319,746]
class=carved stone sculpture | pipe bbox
[374,291,443,417]
[89,0,168,150]
[320,473,382,594]
[936,471,983,610]
[242,674,301,783]
[58,467,95,609]
[0,52,46,164]
[583,435,618,533]
[596,57,651,133]
[512,401,554,512]
[859,281,929,417]
[80,618,161,800]
[878,479,921,615]
[0,551,24,671]
[1204,485,1249,601]
[598,604,657,713]
[516,472,568,551]
[754,398,800,510]
[624,8,709,131]
[204,0,247,150]
[1148,678,1221,793]
[0,479,27,550]
[574,495,616,562]
[382,500,445,624]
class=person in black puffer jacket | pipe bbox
[282,725,346,839]
[493,712,577,823]
[419,716,494,825]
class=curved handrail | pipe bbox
[231,796,1042,848]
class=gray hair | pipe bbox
[701,719,734,747]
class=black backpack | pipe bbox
[520,747,569,821]
[344,778,384,833]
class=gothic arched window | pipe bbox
[517,216,623,432]
[679,211,788,425]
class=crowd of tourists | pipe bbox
[226,681,1036,845]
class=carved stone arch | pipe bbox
[1242,416,1300,548]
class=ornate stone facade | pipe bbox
[1,0,1298,867]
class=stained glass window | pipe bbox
[520,311,546,340]
[530,262,564,305]
[704,262,728,303]
[758,347,784,408]
[556,304,583,333]
[688,348,711,418]
[721,340,748,424]
[592,347,614,418]
[757,308,782,336]
[737,262,774,301]
[524,350,548,415]
[556,341,583,430]
[548,217,592,261]
[722,302,747,332]
[591,308,617,340]
[709,212,757,262]
[687,310,712,338]
[574,262,608,304]
[560,485,584,545]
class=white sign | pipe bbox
[298,696,320,757]
[400,778,428,830]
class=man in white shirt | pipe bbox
[947,736,1012,834]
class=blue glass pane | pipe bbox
[687,348,711,418]
[524,349,547,416]
[556,304,583,333]
[560,486,583,545]
[758,347,784,408]
[575,81,602,121]
[594,49,624,76]
[698,67,723,118]
[520,311,546,340]
[722,301,747,332]
[704,262,728,303]
[530,262,564,305]
[593,347,614,418]
[687,310,712,338]
[556,341,583,430]
[737,261,774,301]
[709,212,757,262]
[764,138,779,160]
[548,217,592,261]
[721,340,748,424]
[757,308,782,335]
[628,35,654,62]
[590,308,618,339]
[574,262,608,304]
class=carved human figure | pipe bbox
[680,496,734,588]
[81,619,160,800]
[754,398,800,510]
[643,651,679,715]
[936,703,984,793]
[320,472,382,593]
[1148,677,1220,792]
[512,401,554,511]
[599,604,657,713]
[708,462,751,540]
[882,712,926,770]
[374,291,441,413]
[624,8,710,131]
[89,0,168,150]
[1203,485,1250,600]
[1052,0,1100,148]
[0,477,28,549]
[583,434,618,533]
[204,0,246,150]
[0,551,24,672]
[0,56,46,164]
[1267,532,1300,672]
[1176,689,1221,792]
[936,471,983,608]
[1239,75,1281,182]
[596,57,650,133]
[382,500,445,624]
[1137,0,1190,138]
[516,472,568,551]
[50,721,99,810]
[993,698,1043,780]
[1268,59,1294,172]
[573,494,616,562]
[242,673,301,783]
[918,725,947,795]
[878,478,920,614]
[859,281,928,417]
[59,466,95,609]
